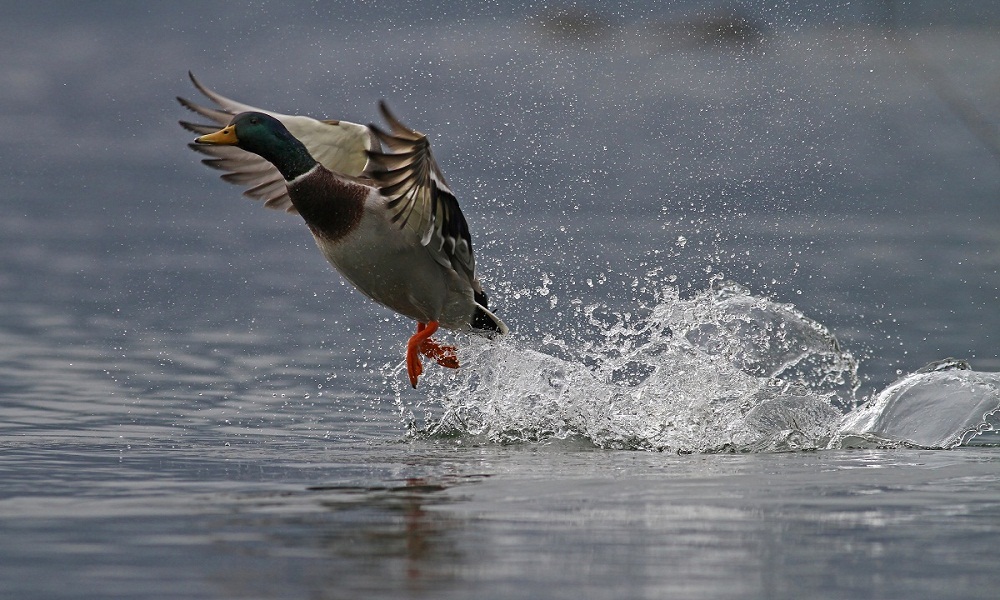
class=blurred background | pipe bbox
[1,0,998,410]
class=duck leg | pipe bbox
[406,322,460,388]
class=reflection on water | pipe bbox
[210,478,480,597]
[9,446,999,599]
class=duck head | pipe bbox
[196,111,316,180]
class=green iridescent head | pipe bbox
[196,111,316,180]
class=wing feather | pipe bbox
[365,101,477,282]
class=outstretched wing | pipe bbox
[177,72,377,212]
[365,101,477,281]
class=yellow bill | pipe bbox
[195,126,238,145]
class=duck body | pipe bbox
[290,165,485,332]
[182,79,506,387]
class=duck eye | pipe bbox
[249,116,259,124]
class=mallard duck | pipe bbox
[178,75,507,387]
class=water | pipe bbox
[2,2,1000,598]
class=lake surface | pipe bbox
[2,2,999,598]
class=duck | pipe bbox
[178,74,508,387]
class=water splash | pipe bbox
[416,281,859,452]
[406,281,1000,452]
[833,359,1000,449]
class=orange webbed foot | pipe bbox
[419,337,459,369]
[404,322,438,388]
[405,322,461,387]
[405,346,424,388]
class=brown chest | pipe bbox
[287,170,368,242]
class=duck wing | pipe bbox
[177,71,377,213]
[365,101,477,282]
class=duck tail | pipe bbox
[471,304,509,338]
[470,288,508,337]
